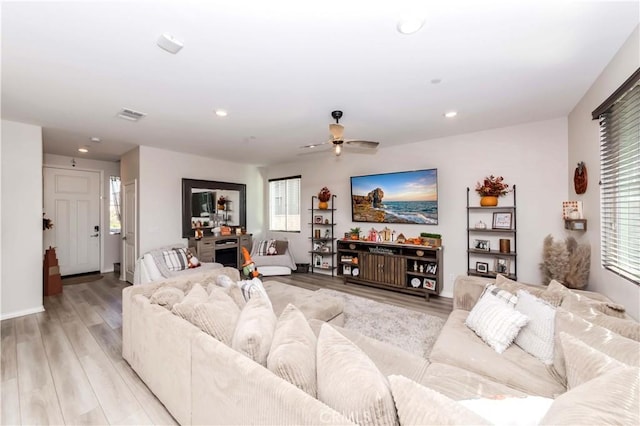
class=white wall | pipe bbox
[267,118,569,298]
[137,146,263,255]
[568,26,640,320]
[43,154,121,273]
[1,120,44,319]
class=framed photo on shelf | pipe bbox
[492,212,513,230]
[494,257,510,274]
[423,278,437,290]
[314,254,323,267]
[476,262,489,274]
[473,239,490,251]
[314,215,323,224]
[425,263,437,274]
[343,264,351,275]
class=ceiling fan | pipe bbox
[301,110,380,156]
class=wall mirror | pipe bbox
[182,178,247,238]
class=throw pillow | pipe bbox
[171,283,208,323]
[514,290,556,364]
[466,291,529,353]
[237,278,272,308]
[162,247,189,271]
[458,396,554,426]
[548,279,627,318]
[257,239,277,256]
[559,332,626,389]
[316,324,399,426]
[552,308,640,384]
[231,296,277,366]
[388,375,490,425]
[149,286,185,310]
[481,283,518,306]
[192,287,241,345]
[496,274,563,306]
[267,304,318,396]
[216,274,235,288]
[275,240,288,255]
[142,253,163,281]
[206,282,246,309]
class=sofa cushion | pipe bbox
[193,287,241,345]
[231,296,277,366]
[267,304,317,396]
[465,291,528,353]
[459,396,553,426]
[514,290,556,364]
[162,247,189,271]
[388,375,490,425]
[430,310,565,398]
[540,338,639,425]
[495,274,563,306]
[549,279,628,319]
[483,283,518,306]
[171,283,209,323]
[263,280,344,323]
[142,253,164,281]
[207,282,246,309]
[317,324,399,425]
[149,286,184,310]
[552,308,639,384]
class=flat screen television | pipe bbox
[350,169,438,225]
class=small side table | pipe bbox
[43,247,62,296]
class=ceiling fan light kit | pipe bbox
[300,110,380,157]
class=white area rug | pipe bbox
[316,289,446,357]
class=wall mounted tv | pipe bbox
[350,169,438,225]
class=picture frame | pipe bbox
[494,257,511,274]
[473,239,490,251]
[425,263,437,274]
[343,264,351,275]
[423,278,437,290]
[476,262,489,274]
[314,254,322,267]
[492,212,513,230]
[314,215,323,224]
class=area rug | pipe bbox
[316,289,445,357]
[62,273,104,285]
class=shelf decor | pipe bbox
[475,175,511,206]
[318,187,331,209]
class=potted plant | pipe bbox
[475,175,511,206]
[217,196,227,210]
[318,187,331,209]
[349,227,361,240]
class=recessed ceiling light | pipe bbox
[215,110,228,117]
[397,17,425,35]
[78,147,89,153]
[90,137,101,143]
[444,111,458,118]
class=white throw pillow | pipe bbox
[236,278,272,308]
[231,296,277,366]
[317,324,399,425]
[466,292,529,353]
[514,290,556,364]
[149,286,184,310]
[142,253,163,281]
[171,283,209,323]
[216,274,234,288]
[267,304,318,396]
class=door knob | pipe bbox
[90,233,99,237]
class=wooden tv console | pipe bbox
[336,240,443,300]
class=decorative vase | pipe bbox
[480,196,498,207]
[318,201,329,210]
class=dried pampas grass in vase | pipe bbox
[540,234,590,289]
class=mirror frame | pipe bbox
[182,178,247,238]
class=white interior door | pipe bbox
[43,167,101,276]
[122,180,137,283]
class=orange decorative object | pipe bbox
[43,247,62,296]
[318,201,329,210]
[480,196,498,207]
[241,247,259,278]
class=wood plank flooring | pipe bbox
[0,271,452,425]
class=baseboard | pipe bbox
[101,267,114,274]
[1,305,45,320]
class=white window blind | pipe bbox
[269,176,301,232]
[599,81,640,285]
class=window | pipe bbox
[269,176,301,232]
[109,176,122,234]
[595,70,640,285]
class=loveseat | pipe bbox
[122,270,639,425]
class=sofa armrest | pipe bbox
[452,275,495,311]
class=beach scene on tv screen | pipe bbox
[351,169,438,224]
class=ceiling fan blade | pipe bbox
[300,140,332,149]
[345,140,379,149]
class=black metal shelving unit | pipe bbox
[466,185,518,280]
[309,194,337,276]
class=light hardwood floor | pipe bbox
[1,272,452,425]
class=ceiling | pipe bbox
[2,1,638,165]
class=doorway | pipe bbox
[43,167,101,276]
[122,180,137,283]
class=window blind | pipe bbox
[599,82,640,284]
[269,176,301,232]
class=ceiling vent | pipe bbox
[117,108,147,122]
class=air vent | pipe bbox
[117,108,147,122]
